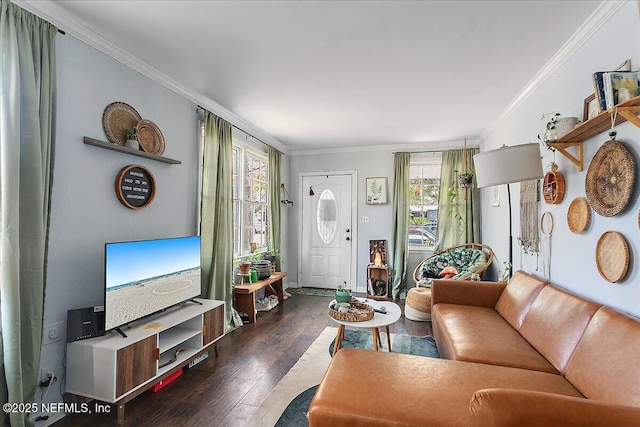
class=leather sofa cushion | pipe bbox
[565,307,640,407]
[495,270,546,330]
[308,349,582,427]
[470,388,640,427]
[431,279,506,308]
[433,303,557,374]
[519,284,600,374]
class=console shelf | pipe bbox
[66,299,224,423]
[83,136,182,164]
[548,95,640,171]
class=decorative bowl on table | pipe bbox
[328,301,374,322]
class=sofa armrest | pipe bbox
[431,279,505,308]
[470,388,640,427]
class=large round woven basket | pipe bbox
[102,102,142,145]
[585,140,635,217]
[595,231,629,283]
[328,301,374,322]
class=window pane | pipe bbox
[317,189,338,244]
[232,145,269,256]
[409,157,440,248]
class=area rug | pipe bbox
[247,327,439,427]
[285,287,335,297]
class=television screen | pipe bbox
[105,236,201,331]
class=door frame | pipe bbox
[298,170,358,291]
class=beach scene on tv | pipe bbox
[105,236,201,331]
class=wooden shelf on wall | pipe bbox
[547,95,640,171]
[83,137,181,164]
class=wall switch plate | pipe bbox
[362,216,369,223]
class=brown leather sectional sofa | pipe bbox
[308,270,640,426]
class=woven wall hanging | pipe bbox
[518,180,539,255]
[585,139,635,217]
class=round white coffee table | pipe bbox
[329,298,401,356]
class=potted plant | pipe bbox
[538,112,580,146]
[455,169,475,188]
[335,281,352,303]
[263,247,283,272]
[125,127,139,150]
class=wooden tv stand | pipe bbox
[234,272,287,323]
[66,298,224,423]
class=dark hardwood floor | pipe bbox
[56,292,431,426]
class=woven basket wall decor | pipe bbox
[102,102,142,145]
[595,231,629,283]
[137,119,166,156]
[567,197,590,234]
[585,140,635,217]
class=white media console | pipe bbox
[66,298,224,423]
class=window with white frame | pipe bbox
[233,145,269,256]
[409,153,441,250]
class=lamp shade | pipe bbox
[473,144,543,188]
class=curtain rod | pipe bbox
[392,147,479,154]
[196,106,269,148]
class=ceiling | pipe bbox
[17,0,603,153]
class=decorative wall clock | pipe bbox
[542,163,565,204]
[585,140,635,217]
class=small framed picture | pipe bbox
[583,93,599,122]
[366,177,388,205]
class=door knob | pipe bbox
[346,237,351,241]
[346,228,351,233]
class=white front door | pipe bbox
[300,173,354,289]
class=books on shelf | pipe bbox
[593,71,639,111]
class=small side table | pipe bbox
[329,298,401,356]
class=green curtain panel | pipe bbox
[391,153,410,300]
[0,1,57,426]
[200,111,242,332]
[268,147,281,261]
[434,148,480,252]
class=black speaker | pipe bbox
[66,306,105,342]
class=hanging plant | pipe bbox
[456,169,475,188]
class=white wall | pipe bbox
[40,34,200,409]
[479,0,640,317]
[289,149,422,292]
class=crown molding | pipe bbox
[476,0,627,146]
[289,138,479,156]
[13,0,290,156]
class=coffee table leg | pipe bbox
[372,328,379,351]
[385,325,391,352]
[333,324,345,357]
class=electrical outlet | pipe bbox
[362,216,369,223]
[39,366,55,384]
[42,321,65,345]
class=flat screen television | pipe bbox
[104,235,201,332]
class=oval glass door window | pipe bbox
[317,189,337,244]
